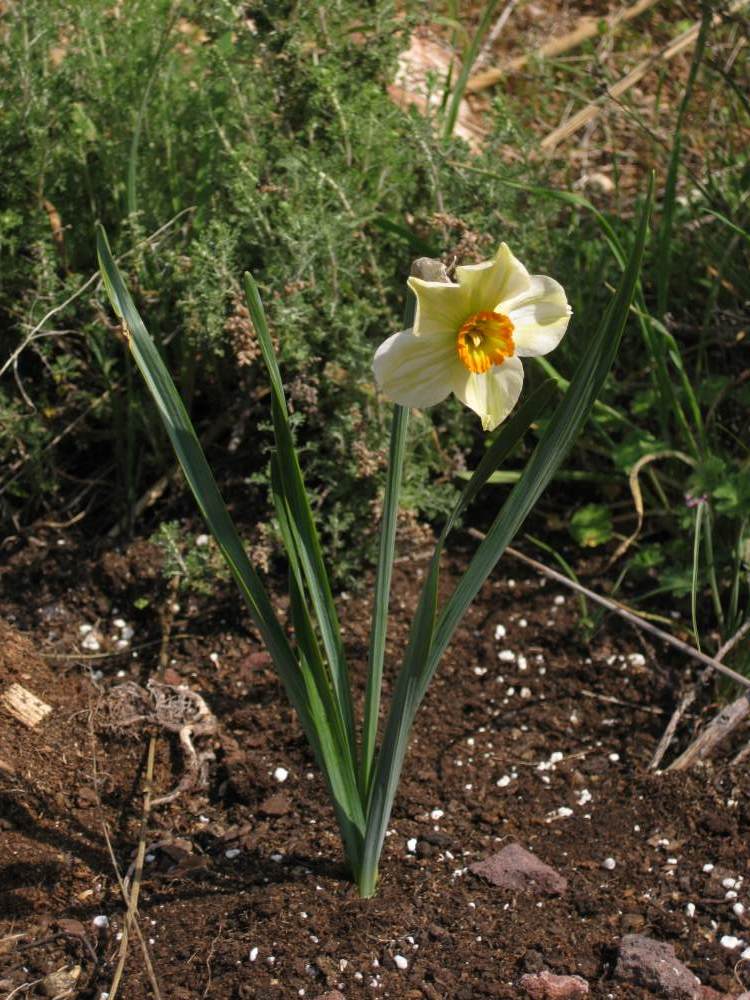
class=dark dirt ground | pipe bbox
[1,526,749,1000]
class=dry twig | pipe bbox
[540,1,749,151]
[466,0,661,92]
[650,621,750,770]
[465,531,750,691]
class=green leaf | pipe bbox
[243,272,357,760]
[96,227,364,856]
[569,503,614,547]
[358,377,558,895]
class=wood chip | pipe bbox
[2,683,53,728]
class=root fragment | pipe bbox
[100,680,217,805]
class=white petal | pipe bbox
[503,275,572,357]
[455,244,532,315]
[373,327,459,408]
[406,277,470,337]
[451,355,524,432]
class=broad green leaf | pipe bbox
[569,503,614,547]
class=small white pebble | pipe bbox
[725,890,738,900]
[92,915,109,928]
[498,649,515,662]
[742,946,750,960]
[703,863,715,873]
[225,848,241,859]
[82,632,101,651]
[494,624,506,639]
[548,806,573,820]
[722,877,737,889]
[266,956,275,966]
[519,618,528,627]
[249,947,259,961]
[602,857,616,871]
[406,838,417,853]
[113,617,126,629]
[666,857,678,865]
[720,935,742,950]
[627,653,646,667]
[554,595,565,605]
[733,902,745,917]
[121,625,134,641]
[520,687,532,699]
[577,789,592,806]
[686,902,696,918]
[274,766,289,783]
[517,655,528,671]
[270,853,283,863]
[430,808,444,820]
[145,853,155,863]
[196,534,210,546]
[468,901,476,909]
[473,666,487,676]
[608,753,620,762]
[394,954,408,970]
[496,775,511,787]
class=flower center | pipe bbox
[456,311,515,374]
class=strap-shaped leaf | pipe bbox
[244,273,356,757]
[359,182,652,895]
[359,378,557,894]
[431,181,652,683]
[96,227,363,832]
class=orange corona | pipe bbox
[456,311,515,374]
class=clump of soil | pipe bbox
[1,530,749,999]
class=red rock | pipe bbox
[615,934,701,1000]
[520,970,589,999]
[469,843,568,896]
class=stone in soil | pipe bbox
[615,934,701,1000]
[469,842,568,895]
[519,970,589,998]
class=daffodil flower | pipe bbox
[373,244,572,431]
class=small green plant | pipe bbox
[97,186,649,895]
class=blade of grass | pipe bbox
[691,501,705,652]
[443,0,502,141]
[655,4,711,317]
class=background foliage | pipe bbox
[1,0,748,661]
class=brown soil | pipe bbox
[1,528,749,1000]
